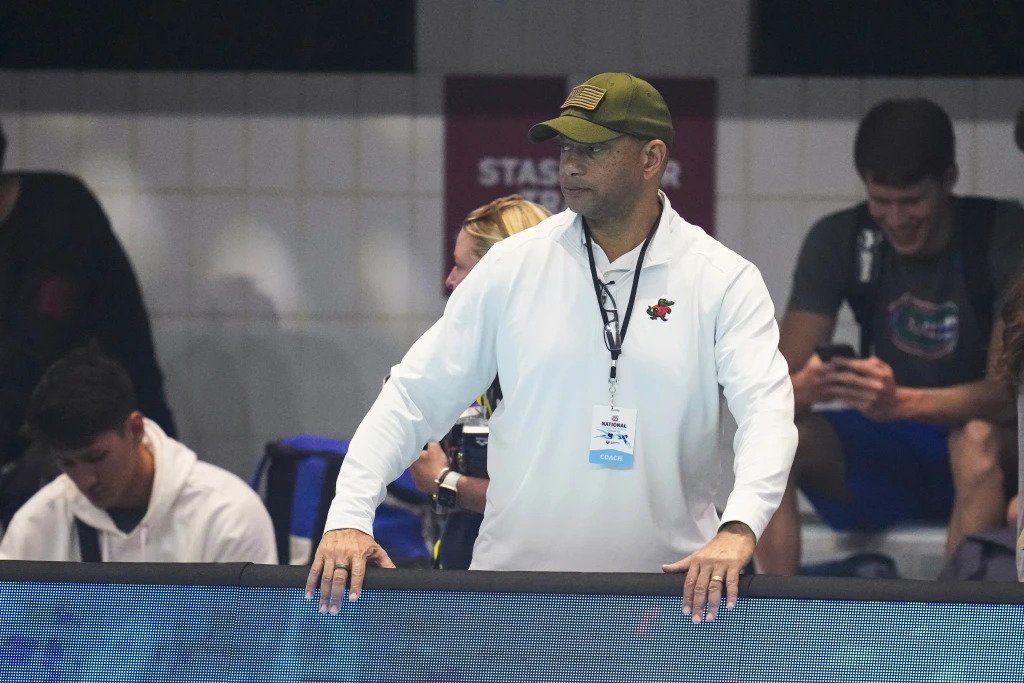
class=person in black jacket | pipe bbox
[0,121,176,528]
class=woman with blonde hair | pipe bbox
[444,194,551,291]
[416,194,550,569]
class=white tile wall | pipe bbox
[413,76,444,195]
[148,317,193,430]
[357,75,415,193]
[408,196,448,315]
[22,114,79,172]
[192,195,249,316]
[246,194,302,316]
[747,79,804,197]
[136,114,190,191]
[802,79,862,198]
[977,80,1024,198]
[193,116,247,190]
[716,78,748,198]
[714,198,747,255]
[248,116,299,192]
[79,114,134,192]
[304,114,359,192]
[355,196,415,316]
[301,196,360,317]
[2,1,1023,482]
[747,199,808,308]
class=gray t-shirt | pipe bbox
[788,196,1024,388]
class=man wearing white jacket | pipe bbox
[307,73,797,622]
[0,346,275,564]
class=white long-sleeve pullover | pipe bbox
[326,194,797,572]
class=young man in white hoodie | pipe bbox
[0,346,276,563]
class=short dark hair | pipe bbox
[24,346,138,450]
[0,120,6,171]
[854,98,955,186]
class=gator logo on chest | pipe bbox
[887,292,959,359]
[646,298,674,321]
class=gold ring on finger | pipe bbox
[709,575,724,583]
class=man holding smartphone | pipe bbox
[756,99,1024,575]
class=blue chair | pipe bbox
[250,434,433,566]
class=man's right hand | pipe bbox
[305,528,396,613]
[792,353,837,412]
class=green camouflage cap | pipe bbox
[528,72,674,146]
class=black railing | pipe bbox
[2,561,1023,604]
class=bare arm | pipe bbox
[410,442,488,513]
[894,377,1015,424]
[778,310,837,414]
[453,475,487,514]
[831,318,1016,424]
[892,317,1014,423]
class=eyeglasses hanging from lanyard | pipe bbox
[582,208,661,400]
[597,281,622,353]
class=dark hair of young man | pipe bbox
[24,346,138,451]
[853,98,956,187]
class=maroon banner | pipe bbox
[444,76,717,283]
[649,77,716,237]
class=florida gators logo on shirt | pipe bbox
[887,292,959,359]
[646,298,674,321]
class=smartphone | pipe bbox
[816,343,856,362]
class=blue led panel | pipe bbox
[2,581,1024,681]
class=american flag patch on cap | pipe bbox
[561,84,605,111]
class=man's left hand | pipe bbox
[662,521,755,623]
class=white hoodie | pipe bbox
[0,418,276,563]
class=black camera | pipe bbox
[440,419,489,479]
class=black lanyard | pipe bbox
[582,206,661,386]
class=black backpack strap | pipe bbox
[262,441,300,565]
[487,375,503,410]
[74,517,101,562]
[956,198,997,340]
[260,442,351,565]
[846,204,883,358]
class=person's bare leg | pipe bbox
[756,413,848,575]
[756,473,801,575]
[946,420,1017,555]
